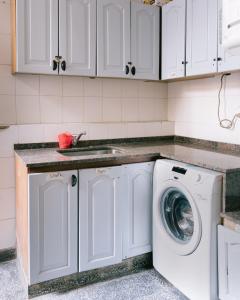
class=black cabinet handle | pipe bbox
[131,66,136,76]
[61,60,66,71]
[71,175,78,187]
[125,65,130,75]
[53,60,58,71]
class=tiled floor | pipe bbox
[0,260,188,300]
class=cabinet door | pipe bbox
[97,0,131,78]
[218,0,240,72]
[218,225,240,300]
[15,0,58,74]
[29,171,78,284]
[123,162,154,259]
[131,2,160,80]
[186,0,218,76]
[59,0,97,76]
[79,167,124,271]
[162,0,186,80]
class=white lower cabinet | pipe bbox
[28,171,78,284]
[218,225,240,300]
[79,166,124,271]
[123,162,154,258]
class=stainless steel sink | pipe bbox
[58,146,124,157]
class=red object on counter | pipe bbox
[58,132,73,149]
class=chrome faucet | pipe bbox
[72,131,87,146]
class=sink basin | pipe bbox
[58,146,124,157]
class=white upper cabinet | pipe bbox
[59,0,96,76]
[15,0,58,74]
[186,0,218,76]
[218,0,240,72]
[97,0,131,78]
[123,162,154,259]
[28,171,78,284]
[162,0,186,80]
[79,167,124,272]
[131,2,160,80]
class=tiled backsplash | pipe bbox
[168,72,240,145]
[0,0,172,250]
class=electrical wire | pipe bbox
[217,72,239,129]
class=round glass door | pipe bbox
[161,188,194,244]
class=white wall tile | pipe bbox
[0,1,10,35]
[43,124,62,143]
[63,76,84,97]
[139,81,168,99]
[107,123,127,139]
[88,123,108,140]
[62,97,84,123]
[40,96,62,123]
[0,219,15,249]
[84,78,102,97]
[121,80,139,98]
[0,126,18,157]
[127,123,145,138]
[0,95,16,125]
[16,96,40,124]
[139,98,161,121]
[0,158,15,189]
[122,98,139,122]
[84,97,102,122]
[0,34,11,65]
[18,124,44,143]
[40,75,62,96]
[0,188,15,220]
[102,79,122,98]
[16,74,39,95]
[102,98,122,122]
[0,66,15,95]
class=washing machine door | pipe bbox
[156,181,202,256]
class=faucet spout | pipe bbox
[72,131,87,146]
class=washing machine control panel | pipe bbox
[172,166,187,175]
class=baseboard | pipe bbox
[28,252,153,299]
[0,248,16,263]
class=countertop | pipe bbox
[15,139,240,173]
[15,137,240,225]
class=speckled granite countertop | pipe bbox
[15,139,240,173]
[221,211,240,226]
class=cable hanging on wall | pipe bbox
[218,73,240,129]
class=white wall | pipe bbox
[0,0,171,250]
[168,72,240,144]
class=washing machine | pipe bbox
[153,159,223,300]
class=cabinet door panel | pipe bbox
[59,0,96,76]
[218,0,240,72]
[123,162,154,258]
[97,0,130,78]
[218,225,240,300]
[79,167,123,271]
[16,0,58,74]
[131,2,160,80]
[29,171,78,284]
[186,0,218,76]
[162,0,186,80]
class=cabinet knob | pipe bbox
[131,66,136,76]
[71,175,78,187]
[61,60,66,71]
[125,65,130,75]
[52,60,58,71]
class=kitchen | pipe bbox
[1,0,240,299]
